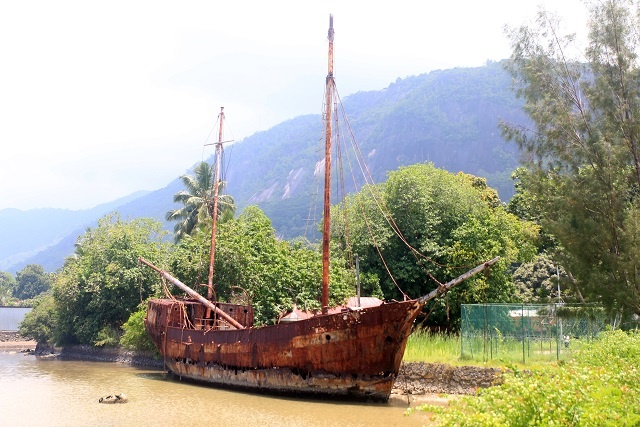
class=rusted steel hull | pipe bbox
[145,298,423,401]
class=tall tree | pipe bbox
[512,254,571,304]
[0,271,16,305]
[170,206,354,325]
[166,161,235,242]
[332,163,538,329]
[53,214,168,344]
[503,0,640,316]
[14,264,50,300]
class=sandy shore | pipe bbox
[0,339,37,352]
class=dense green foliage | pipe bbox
[52,214,169,345]
[416,329,640,426]
[13,264,51,300]
[166,161,235,242]
[18,293,57,343]
[0,271,16,305]
[512,255,570,303]
[332,163,539,329]
[170,206,354,325]
[503,0,640,316]
[120,303,156,352]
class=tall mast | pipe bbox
[207,106,225,301]
[321,15,334,314]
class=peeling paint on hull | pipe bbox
[145,299,423,402]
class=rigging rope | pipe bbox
[330,86,485,298]
[160,276,196,330]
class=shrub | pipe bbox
[94,326,121,347]
[120,304,156,352]
[413,329,640,426]
[18,293,57,343]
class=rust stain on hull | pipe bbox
[169,361,396,401]
[145,299,423,402]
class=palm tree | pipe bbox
[166,161,236,242]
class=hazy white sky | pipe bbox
[0,0,587,210]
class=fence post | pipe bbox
[556,303,560,361]
[460,304,464,359]
[522,304,526,364]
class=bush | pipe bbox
[18,293,57,343]
[120,304,156,352]
[413,329,640,426]
[94,326,121,347]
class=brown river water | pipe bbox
[0,351,431,426]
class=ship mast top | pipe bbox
[321,15,334,314]
[207,106,225,301]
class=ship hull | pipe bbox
[145,298,423,401]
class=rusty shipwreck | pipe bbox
[140,16,499,402]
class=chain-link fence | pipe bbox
[460,304,611,363]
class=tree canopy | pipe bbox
[18,294,57,343]
[170,206,354,325]
[14,264,51,300]
[504,0,640,316]
[332,163,538,328]
[166,161,235,242]
[52,214,169,344]
[0,271,16,305]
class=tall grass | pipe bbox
[403,330,578,367]
[403,330,462,364]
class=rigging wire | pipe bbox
[333,87,469,281]
[328,84,491,301]
[304,88,332,240]
[332,101,408,298]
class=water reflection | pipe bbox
[0,352,429,426]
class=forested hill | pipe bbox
[224,60,525,237]
[0,191,150,272]
[5,61,527,271]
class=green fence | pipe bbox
[461,304,609,364]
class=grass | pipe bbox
[403,330,464,364]
[403,330,582,368]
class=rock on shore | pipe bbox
[58,345,164,368]
[393,362,503,396]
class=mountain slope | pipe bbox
[0,191,150,272]
[223,61,524,237]
[5,183,184,274]
[8,62,526,271]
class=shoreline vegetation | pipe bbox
[413,329,640,425]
